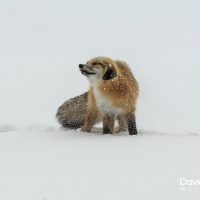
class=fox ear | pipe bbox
[103,66,116,80]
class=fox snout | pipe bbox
[79,64,85,69]
[79,64,96,76]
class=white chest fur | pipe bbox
[93,87,122,114]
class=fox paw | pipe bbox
[81,127,91,133]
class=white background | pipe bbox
[0,1,200,200]
[0,0,200,133]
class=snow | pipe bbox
[0,0,200,199]
[0,127,200,200]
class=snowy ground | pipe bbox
[1,0,200,199]
[0,126,200,200]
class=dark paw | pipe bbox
[103,128,112,134]
[129,129,138,135]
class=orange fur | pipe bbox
[98,60,139,113]
[80,57,139,135]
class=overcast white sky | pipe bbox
[0,0,200,133]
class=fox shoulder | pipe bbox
[116,60,139,93]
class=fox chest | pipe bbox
[93,89,122,114]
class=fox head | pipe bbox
[79,57,118,84]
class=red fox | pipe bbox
[79,57,139,135]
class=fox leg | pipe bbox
[103,114,114,134]
[81,109,97,132]
[117,114,127,132]
[125,113,137,135]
